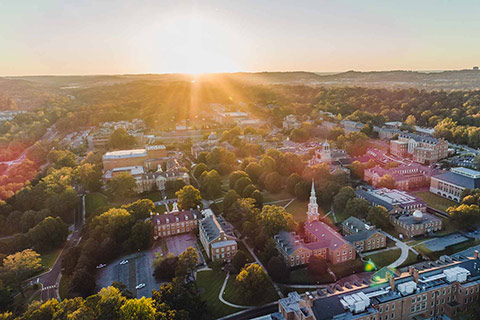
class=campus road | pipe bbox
[35,194,85,301]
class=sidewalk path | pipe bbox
[218,273,251,309]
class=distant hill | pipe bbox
[4,69,480,110]
[0,78,57,110]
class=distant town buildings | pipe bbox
[199,210,237,263]
[282,115,301,130]
[308,140,350,167]
[274,182,355,267]
[430,167,480,202]
[341,120,365,133]
[390,132,448,164]
[341,217,386,253]
[213,111,249,125]
[276,256,480,320]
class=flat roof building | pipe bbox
[430,167,480,202]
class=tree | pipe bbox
[47,149,77,169]
[307,256,328,276]
[344,198,370,219]
[294,180,310,201]
[234,176,253,195]
[199,170,222,199]
[236,264,269,302]
[223,190,239,212]
[128,220,153,251]
[232,251,248,273]
[193,163,207,179]
[447,204,480,230]
[264,172,282,193]
[333,186,355,215]
[121,199,155,220]
[175,247,199,279]
[176,186,202,210]
[95,286,126,320]
[250,190,263,208]
[119,297,156,320]
[2,249,42,297]
[229,171,249,189]
[153,254,178,281]
[242,184,257,198]
[245,162,262,183]
[258,205,295,236]
[377,174,396,189]
[267,256,290,282]
[27,216,69,251]
[366,206,392,230]
[107,128,136,150]
[106,173,137,201]
[286,173,302,195]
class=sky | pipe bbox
[1,0,480,75]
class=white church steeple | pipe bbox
[307,180,320,222]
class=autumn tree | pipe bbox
[2,249,42,297]
[236,264,269,302]
[176,186,202,210]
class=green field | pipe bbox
[262,190,293,203]
[59,274,72,300]
[287,267,335,285]
[415,239,480,261]
[85,192,109,216]
[40,248,62,270]
[330,259,366,279]
[399,250,420,268]
[196,270,240,318]
[412,191,457,212]
[223,274,279,306]
[285,199,308,222]
[364,249,401,268]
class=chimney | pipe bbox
[413,268,419,283]
[408,266,415,275]
[304,291,314,307]
[388,274,395,291]
[475,250,479,260]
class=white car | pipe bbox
[96,264,107,269]
[135,283,146,289]
[119,260,128,265]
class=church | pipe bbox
[273,181,356,267]
[308,139,352,169]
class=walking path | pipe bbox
[218,273,251,309]
[381,232,419,269]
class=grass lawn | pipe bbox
[85,192,109,217]
[364,249,401,268]
[142,191,163,202]
[59,274,72,300]
[262,190,293,203]
[287,267,335,285]
[223,274,279,306]
[399,250,420,268]
[330,259,366,279]
[40,248,62,270]
[285,199,308,222]
[196,270,240,318]
[412,191,457,212]
[237,241,255,263]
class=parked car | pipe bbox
[135,283,146,289]
[119,260,128,265]
[96,264,107,269]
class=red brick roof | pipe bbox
[304,220,350,251]
[151,210,200,225]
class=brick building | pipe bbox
[275,255,480,320]
[341,217,387,253]
[274,182,355,267]
[151,206,201,239]
[199,210,237,263]
[390,133,448,164]
[430,167,480,202]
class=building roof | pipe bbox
[304,220,350,251]
[432,169,480,189]
[341,216,369,233]
[146,145,166,150]
[199,214,235,243]
[151,210,200,225]
[356,187,426,212]
[103,149,147,160]
[393,211,442,226]
[345,229,380,242]
[211,240,237,248]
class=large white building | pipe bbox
[430,167,480,202]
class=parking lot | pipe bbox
[423,233,469,251]
[96,251,160,299]
[97,233,205,298]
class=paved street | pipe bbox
[37,194,84,301]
